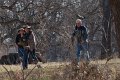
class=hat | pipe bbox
[27,26,31,29]
[19,28,24,31]
[22,25,31,29]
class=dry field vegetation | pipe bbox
[0,59,120,80]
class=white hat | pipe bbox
[27,26,31,29]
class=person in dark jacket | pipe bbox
[24,26,38,64]
[71,19,89,62]
[16,28,29,70]
[24,25,46,64]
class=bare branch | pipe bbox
[0,0,18,10]
[0,19,40,25]
[17,1,34,13]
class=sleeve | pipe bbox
[71,30,76,44]
[15,35,19,45]
[72,30,76,37]
[83,27,88,41]
[29,32,36,46]
[32,32,37,46]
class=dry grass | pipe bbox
[0,59,120,80]
[52,59,120,80]
[0,62,66,80]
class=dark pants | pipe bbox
[76,42,89,62]
[30,49,38,61]
[29,49,46,63]
[18,47,28,69]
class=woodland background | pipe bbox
[0,0,120,61]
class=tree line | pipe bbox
[0,0,119,61]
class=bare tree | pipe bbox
[109,0,120,57]
[0,0,114,61]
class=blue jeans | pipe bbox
[18,47,28,69]
[76,42,89,62]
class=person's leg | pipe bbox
[76,43,81,62]
[18,47,24,59]
[23,48,29,69]
[31,49,38,60]
[81,42,90,61]
[18,48,26,69]
[21,48,28,69]
[30,49,38,64]
[18,47,23,64]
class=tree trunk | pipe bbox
[109,0,120,57]
[101,0,112,59]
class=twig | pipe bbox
[105,56,113,64]
[21,68,25,80]
[24,65,37,80]
[9,65,17,80]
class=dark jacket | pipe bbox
[72,26,88,44]
[16,34,28,48]
[25,31,36,50]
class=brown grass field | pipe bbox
[0,58,120,80]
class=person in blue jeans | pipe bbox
[16,28,29,70]
[24,26,38,64]
[71,19,89,62]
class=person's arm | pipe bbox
[31,32,36,43]
[32,32,37,45]
[15,35,19,45]
[83,27,88,41]
[15,35,20,48]
[29,32,36,46]
[71,30,76,45]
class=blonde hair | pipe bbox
[76,19,82,24]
